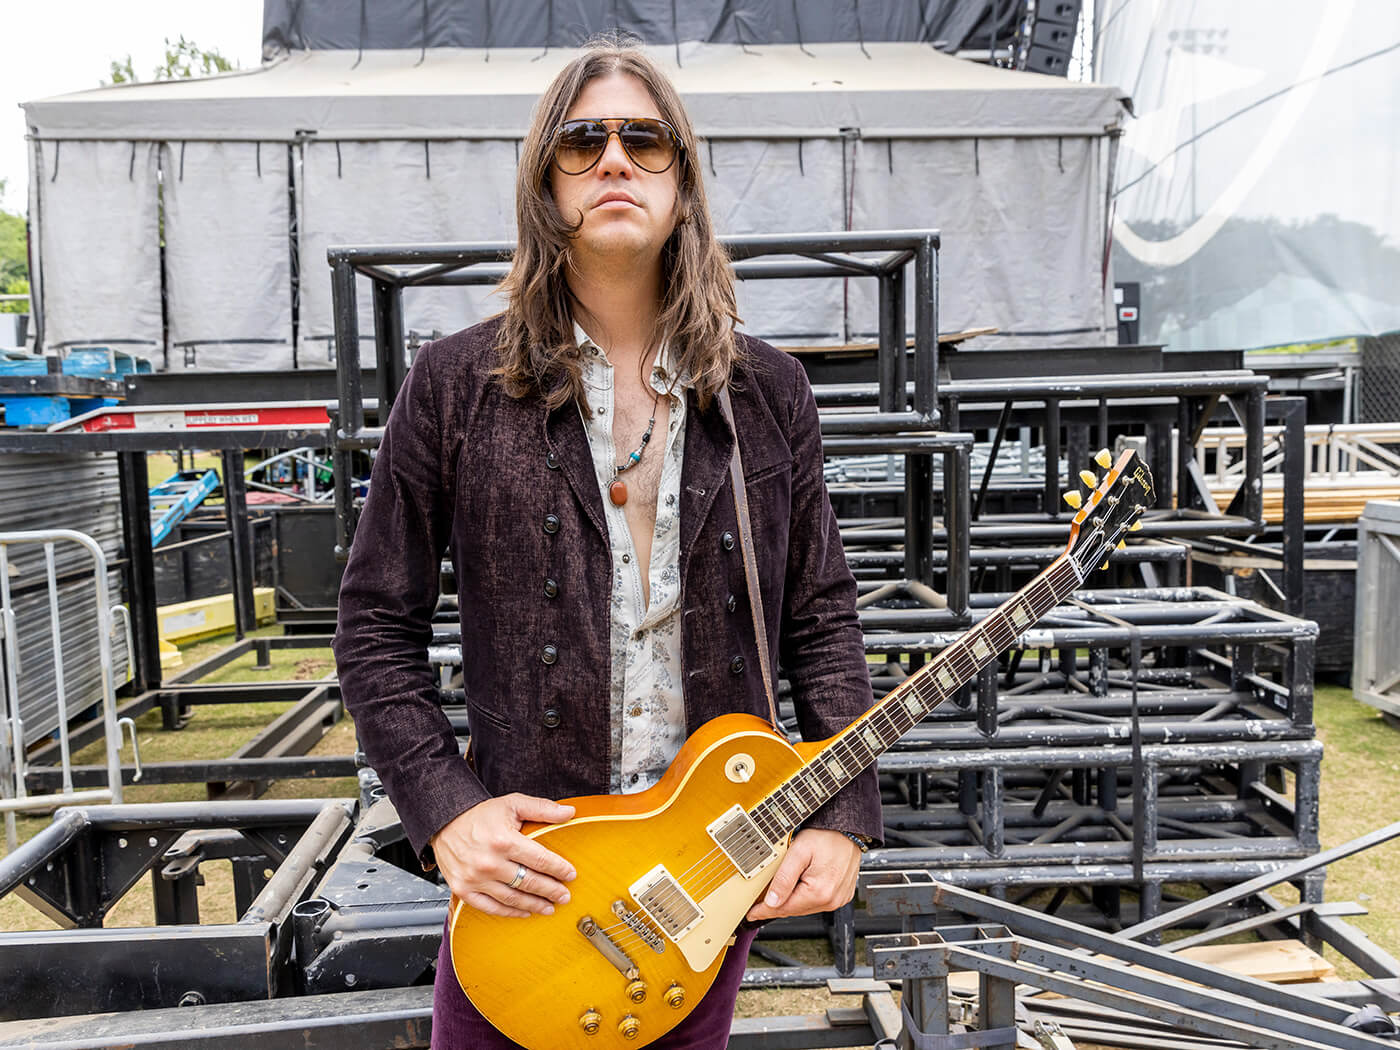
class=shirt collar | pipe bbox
[574,320,689,393]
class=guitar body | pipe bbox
[449,714,813,1049]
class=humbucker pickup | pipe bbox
[629,865,704,941]
[707,805,778,878]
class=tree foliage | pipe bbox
[0,177,28,313]
[105,36,236,85]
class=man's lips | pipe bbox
[593,192,640,209]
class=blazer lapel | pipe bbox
[679,388,735,560]
[543,398,609,546]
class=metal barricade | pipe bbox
[0,529,140,851]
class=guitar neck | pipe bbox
[752,554,1086,836]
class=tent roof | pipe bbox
[23,43,1126,141]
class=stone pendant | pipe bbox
[609,478,628,506]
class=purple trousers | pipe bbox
[431,920,760,1050]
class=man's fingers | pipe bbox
[499,856,572,904]
[463,891,531,919]
[514,835,577,884]
[508,793,577,825]
[761,850,808,910]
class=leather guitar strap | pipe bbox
[716,387,782,732]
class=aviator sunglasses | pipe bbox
[552,117,683,175]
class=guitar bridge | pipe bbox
[612,899,666,953]
[707,805,778,878]
[628,865,703,942]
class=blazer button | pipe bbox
[726,594,737,613]
[543,514,560,534]
[544,578,559,599]
[542,708,562,728]
[730,656,745,675]
[721,531,735,551]
[545,451,560,470]
[541,644,558,665]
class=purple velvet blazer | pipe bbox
[333,317,882,865]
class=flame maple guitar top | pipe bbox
[448,714,828,1049]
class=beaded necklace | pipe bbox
[608,386,662,507]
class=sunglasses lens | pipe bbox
[619,119,676,172]
[555,120,609,173]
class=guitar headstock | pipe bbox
[1062,447,1156,577]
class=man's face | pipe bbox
[549,72,681,265]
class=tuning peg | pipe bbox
[1078,469,1098,488]
[1116,540,1126,550]
[1100,559,1110,571]
[1062,490,1082,509]
[1094,448,1112,469]
[1128,520,1143,532]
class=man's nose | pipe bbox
[596,130,634,177]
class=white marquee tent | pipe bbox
[23,43,1126,370]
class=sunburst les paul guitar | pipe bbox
[448,448,1155,1048]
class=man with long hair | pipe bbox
[334,36,882,1048]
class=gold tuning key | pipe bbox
[1062,490,1083,509]
[1094,448,1113,468]
[1100,559,1110,571]
[1078,469,1098,488]
[1116,540,1126,550]
[1128,520,1143,532]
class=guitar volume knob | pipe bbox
[619,1015,641,1040]
[664,983,685,1009]
[579,1009,602,1035]
[626,979,647,1003]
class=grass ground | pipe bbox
[2,641,1398,1036]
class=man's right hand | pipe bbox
[431,793,577,918]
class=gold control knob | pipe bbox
[579,1009,602,1035]
[618,1015,641,1040]
[664,983,686,1009]
[626,979,647,1004]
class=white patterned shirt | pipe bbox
[575,324,689,794]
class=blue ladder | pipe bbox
[150,469,220,546]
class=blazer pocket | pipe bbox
[743,453,793,486]
[467,699,513,732]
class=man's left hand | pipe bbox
[745,828,862,922]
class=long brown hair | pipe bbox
[493,36,741,410]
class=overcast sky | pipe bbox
[0,1,264,213]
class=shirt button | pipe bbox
[730,656,745,675]
[629,773,640,785]
[543,514,560,534]
[542,708,562,728]
[629,705,642,717]
[721,532,735,551]
[541,644,558,665]
[666,494,675,506]
[545,451,559,470]
[726,594,737,613]
[597,406,606,416]
[544,578,559,599]
[622,553,631,564]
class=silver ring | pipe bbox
[507,863,527,889]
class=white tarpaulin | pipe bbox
[850,135,1107,342]
[296,138,518,364]
[161,141,295,371]
[1098,1,1400,349]
[32,140,162,358]
[24,44,1127,367]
